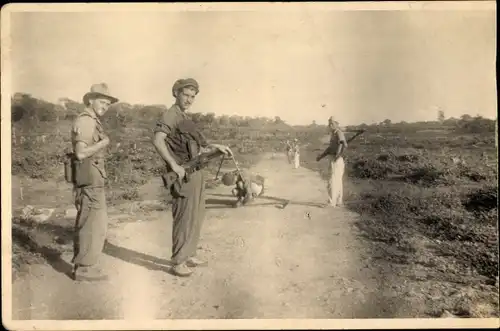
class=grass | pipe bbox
[10,105,499,317]
[299,131,498,317]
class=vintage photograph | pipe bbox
[2,1,498,329]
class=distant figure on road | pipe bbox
[316,117,347,207]
[153,78,232,277]
[70,83,118,282]
[293,138,300,169]
[285,140,293,164]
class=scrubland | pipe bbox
[10,94,498,317]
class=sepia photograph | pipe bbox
[1,1,498,330]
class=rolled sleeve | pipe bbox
[337,130,347,144]
[72,116,95,145]
[154,110,179,136]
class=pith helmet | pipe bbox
[221,172,237,186]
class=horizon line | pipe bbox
[10,91,498,126]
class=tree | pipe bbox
[460,114,472,121]
[11,104,25,122]
[229,115,240,126]
[219,115,230,126]
[438,110,445,123]
[203,112,216,125]
[190,112,204,123]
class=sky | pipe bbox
[8,4,497,126]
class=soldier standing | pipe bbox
[317,117,347,207]
[293,138,300,169]
[71,83,118,281]
[285,139,293,164]
[153,78,232,277]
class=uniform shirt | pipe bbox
[329,128,347,154]
[71,107,107,184]
[154,104,209,171]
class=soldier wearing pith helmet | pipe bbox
[70,83,118,282]
[153,78,232,277]
[317,116,347,207]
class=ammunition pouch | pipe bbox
[64,153,93,187]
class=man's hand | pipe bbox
[210,144,233,156]
[100,133,110,147]
[316,155,322,162]
[172,164,186,181]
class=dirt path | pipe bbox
[11,153,405,320]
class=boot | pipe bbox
[187,256,208,267]
[241,192,253,205]
[172,262,194,277]
[72,265,109,282]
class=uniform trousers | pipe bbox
[73,185,108,266]
[170,170,206,265]
[327,156,345,207]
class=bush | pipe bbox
[403,165,447,186]
[463,185,498,216]
[120,188,140,200]
[350,158,391,179]
[355,183,498,279]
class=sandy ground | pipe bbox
[10,153,412,320]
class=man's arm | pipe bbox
[202,142,232,156]
[335,130,348,159]
[152,110,185,175]
[75,141,109,160]
[73,116,109,160]
[153,131,181,169]
[189,129,231,155]
[316,148,329,162]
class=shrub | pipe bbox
[120,188,140,200]
[350,158,391,179]
[463,185,498,216]
[403,165,447,186]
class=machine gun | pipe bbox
[162,148,226,197]
[316,129,365,162]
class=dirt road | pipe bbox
[11,153,409,320]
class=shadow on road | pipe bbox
[205,197,235,206]
[103,241,177,276]
[205,196,280,210]
[206,193,325,209]
[12,225,74,280]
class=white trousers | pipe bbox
[327,156,345,206]
[293,152,300,168]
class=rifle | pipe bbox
[316,129,365,162]
[162,148,226,197]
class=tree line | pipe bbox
[11,92,497,134]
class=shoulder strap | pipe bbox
[76,112,94,119]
